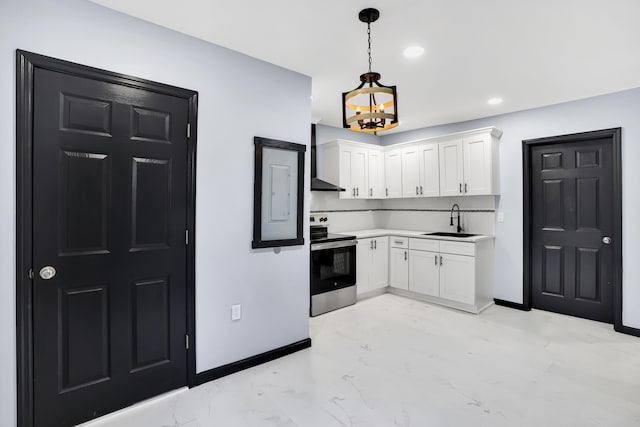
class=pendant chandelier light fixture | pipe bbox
[342,8,398,134]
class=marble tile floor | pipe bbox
[82,294,640,427]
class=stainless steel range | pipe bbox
[310,224,357,316]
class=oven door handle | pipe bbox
[311,240,356,251]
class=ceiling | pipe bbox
[90,0,640,134]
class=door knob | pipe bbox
[39,266,56,280]
[602,236,612,245]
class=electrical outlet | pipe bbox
[497,211,505,223]
[231,304,242,321]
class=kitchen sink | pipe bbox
[423,232,479,238]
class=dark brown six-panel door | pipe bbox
[30,66,189,426]
[527,131,620,323]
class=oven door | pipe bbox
[310,240,356,295]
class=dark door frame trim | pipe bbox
[16,50,199,427]
[522,128,629,334]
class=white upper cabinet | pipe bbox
[322,141,368,199]
[403,143,440,198]
[439,128,501,196]
[368,148,386,198]
[384,148,403,198]
[438,139,464,196]
[320,127,501,199]
[401,146,421,198]
[463,133,492,195]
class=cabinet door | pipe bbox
[356,238,372,295]
[351,148,368,198]
[339,148,354,199]
[439,253,475,304]
[419,143,440,197]
[401,146,421,198]
[439,140,464,196]
[384,149,403,198]
[409,250,440,296]
[370,237,389,289]
[368,150,386,198]
[463,134,492,195]
[389,247,409,290]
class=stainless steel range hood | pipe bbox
[311,124,345,192]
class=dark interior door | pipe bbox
[530,138,615,323]
[32,67,188,426]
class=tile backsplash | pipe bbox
[311,192,496,235]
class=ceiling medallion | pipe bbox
[342,8,398,134]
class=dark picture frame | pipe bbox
[252,136,306,249]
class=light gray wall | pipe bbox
[380,88,640,329]
[0,0,311,425]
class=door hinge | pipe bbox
[187,123,191,139]
[185,334,189,350]
[28,268,34,280]
[185,230,189,245]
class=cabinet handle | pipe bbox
[440,255,443,266]
[416,186,419,195]
[464,183,468,193]
[459,183,462,193]
[370,240,373,249]
[404,251,408,261]
[394,240,403,245]
[370,188,373,197]
[386,188,389,197]
[352,188,356,197]
[356,187,359,197]
[420,186,423,195]
[435,254,438,265]
[374,240,377,249]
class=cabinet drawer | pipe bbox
[390,236,408,248]
[440,240,475,256]
[409,238,440,252]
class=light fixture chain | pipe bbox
[367,22,372,73]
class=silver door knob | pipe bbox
[602,236,612,245]
[39,266,56,280]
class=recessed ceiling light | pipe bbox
[487,97,503,105]
[403,46,424,58]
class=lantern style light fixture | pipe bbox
[342,8,398,134]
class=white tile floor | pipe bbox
[83,294,640,427]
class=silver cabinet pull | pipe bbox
[416,186,419,195]
[386,188,389,197]
[370,240,374,249]
[459,183,462,193]
[602,236,612,244]
[394,240,403,245]
[356,187,359,197]
[39,266,56,280]
[420,185,423,195]
[434,255,437,265]
[464,183,468,193]
[370,188,373,197]
[404,251,407,261]
[439,255,443,266]
[374,240,377,249]
[352,188,356,197]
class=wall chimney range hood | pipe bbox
[311,124,345,192]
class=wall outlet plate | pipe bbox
[231,304,242,321]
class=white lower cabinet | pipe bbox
[439,253,475,305]
[408,250,439,296]
[402,237,493,313]
[388,236,409,290]
[356,237,389,296]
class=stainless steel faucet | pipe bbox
[450,204,463,233]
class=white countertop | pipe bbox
[339,228,494,243]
